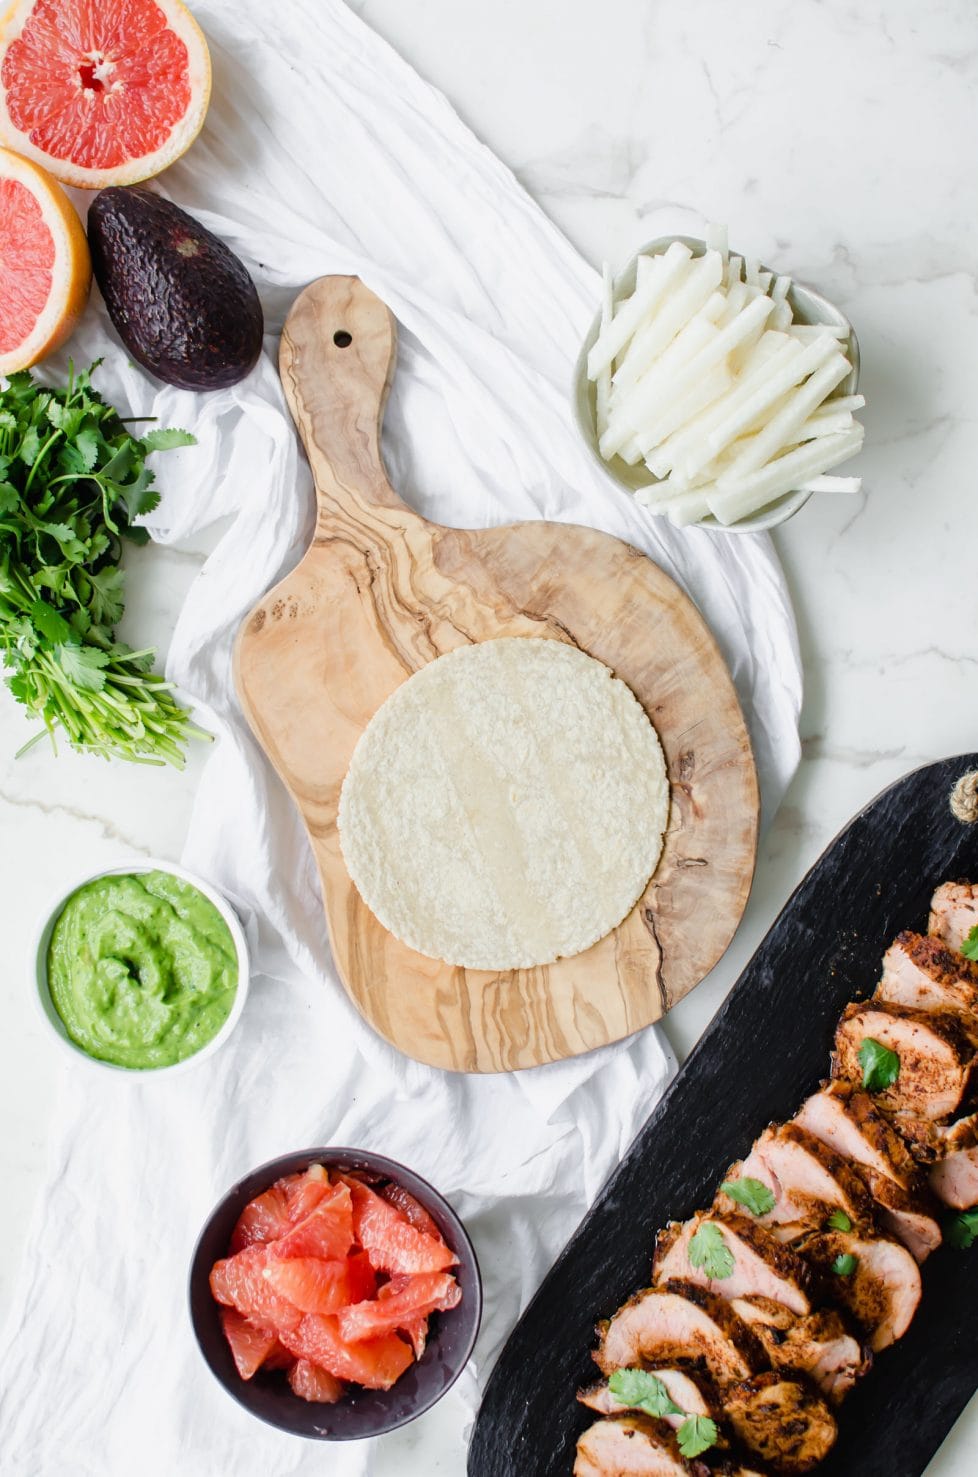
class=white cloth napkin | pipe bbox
[0,2,801,1472]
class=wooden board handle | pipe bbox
[279,275,407,519]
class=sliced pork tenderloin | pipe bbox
[595,1282,766,1386]
[929,880,978,952]
[855,1166,942,1259]
[796,1230,921,1351]
[877,930,978,1016]
[723,1372,837,1474]
[794,1081,917,1189]
[730,1297,870,1404]
[833,1001,978,1120]
[574,1414,701,1476]
[717,1124,875,1241]
[792,1081,940,1259]
[929,1145,978,1209]
[894,1109,978,1161]
[578,1368,718,1427]
[653,1215,815,1317]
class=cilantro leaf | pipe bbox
[87,566,126,626]
[832,1253,858,1276]
[676,1415,718,1459]
[29,598,72,645]
[720,1176,775,1217]
[945,1208,978,1250]
[0,481,19,514]
[858,1037,900,1093]
[141,427,196,452]
[961,926,978,962]
[688,1221,734,1280]
[116,467,161,523]
[827,1210,853,1233]
[55,643,109,692]
[607,1368,682,1419]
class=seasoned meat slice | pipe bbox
[595,1283,766,1385]
[833,1001,978,1120]
[794,1081,917,1189]
[723,1372,837,1474]
[930,880,978,952]
[731,1297,870,1404]
[718,1124,875,1238]
[929,1144,978,1209]
[856,1166,941,1260]
[877,930,978,1015]
[797,1230,921,1351]
[893,1108,978,1162]
[653,1215,814,1317]
[574,1415,696,1475]
[578,1367,718,1425]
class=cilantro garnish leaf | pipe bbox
[0,363,204,765]
[945,1208,978,1250]
[607,1368,682,1419]
[858,1037,900,1093]
[688,1221,734,1280]
[676,1415,718,1459]
[961,926,978,962]
[827,1210,853,1233]
[720,1176,775,1217]
[832,1253,858,1276]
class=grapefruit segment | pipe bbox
[209,1246,302,1332]
[270,1182,354,1262]
[288,1359,345,1405]
[262,1252,376,1316]
[0,146,89,371]
[378,1181,442,1240]
[218,1307,279,1381]
[228,1183,292,1254]
[281,1314,415,1391]
[345,1178,458,1275]
[0,0,212,188]
[338,1272,462,1344]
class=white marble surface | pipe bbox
[2,0,976,1471]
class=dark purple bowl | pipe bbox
[188,1147,482,1439]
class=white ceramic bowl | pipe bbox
[572,234,861,534]
[33,857,250,1078]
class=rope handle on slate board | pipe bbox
[951,771,978,824]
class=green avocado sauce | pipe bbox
[47,870,238,1070]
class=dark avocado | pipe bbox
[88,187,264,391]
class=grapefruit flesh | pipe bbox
[338,1272,462,1343]
[281,1314,415,1391]
[219,1307,279,1382]
[209,1247,302,1333]
[228,1184,292,1254]
[378,1181,442,1240]
[0,146,89,371]
[289,1359,345,1405]
[263,1252,376,1316]
[345,1179,458,1275]
[270,1182,354,1262]
[0,0,212,188]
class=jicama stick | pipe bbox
[718,351,851,478]
[595,262,615,439]
[708,427,864,524]
[587,240,691,379]
[609,253,724,396]
[798,474,862,493]
[612,284,726,398]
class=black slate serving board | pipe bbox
[468,754,978,1477]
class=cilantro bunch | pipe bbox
[0,362,207,766]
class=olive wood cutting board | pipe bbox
[234,275,758,1072]
[467,753,978,1475]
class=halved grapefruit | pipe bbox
[0,0,211,189]
[0,146,89,372]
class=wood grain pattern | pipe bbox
[468,754,978,1477]
[234,276,759,1072]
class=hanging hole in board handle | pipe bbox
[950,770,978,824]
[333,330,353,348]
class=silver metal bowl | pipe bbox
[572,235,860,534]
